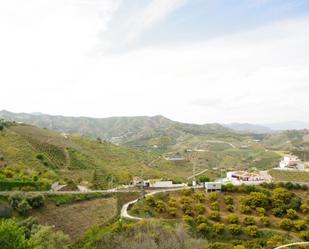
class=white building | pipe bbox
[204,182,222,192]
[279,156,309,171]
[225,171,267,185]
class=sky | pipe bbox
[0,0,309,124]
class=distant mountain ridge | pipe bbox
[223,123,273,134]
[0,110,231,147]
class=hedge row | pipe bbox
[0,181,50,191]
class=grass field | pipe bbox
[269,169,309,183]
[31,197,118,242]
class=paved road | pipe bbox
[120,187,190,220]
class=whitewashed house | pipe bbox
[225,171,267,185]
[204,182,222,192]
[279,156,309,171]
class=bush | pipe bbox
[240,205,251,214]
[26,194,45,208]
[194,192,206,202]
[208,192,219,201]
[180,196,192,205]
[256,207,265,216]
[301,204,309,213]
[145,195,155,207]
[227,224,242,235]
[244,225,258,237]
[279,218,294,230]
[210,201,219,211]
[8,193,23,209]
[195,215,208,225]
[286,209,298,219]
[168,207,177,217]
[181,188,193,196]
[294,220,307,231]
[197,223,210,234]
[212,223,225,234]
[168,197,177,207]
[242,192,269,209]
[259,216,270,226]
[223,195,233,205]
[209,211,220,221]
[155,200,165,213]
[243,216,255,226]
[195,203,206,214]
[272,207,285,217]
[17,199,32,215]
[0,219,29,249]
[300,231,309,241]
[182,203,193,216]
[227,204,234,212]
[226,214,239,224]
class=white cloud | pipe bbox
[0,1,308,124]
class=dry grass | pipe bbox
[31,197,117,242]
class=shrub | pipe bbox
[197,223,210,234]
[242,192,269,209]
[182,203,193,216]
[226,214,239,224]
[259,216,270,226]
[26,194,45,208]
[195,215,208,225]
[168,197,177,207]
[210,201,220,211]
[17,199,32,215]
[195,203,206,214]
[223,195,233,205]
[300,231,309,241]
[145,195,156,207]
[256,207,265,216]
[240,205,251,214]
[183,215,194,226]
[36,154,44,160]
[279,218,294,230]
[227,204,234,212]
[194,192,206,202]
[168,207,177,217]
[8,193,23,209]
[180,196,192,205]
[243,216,255,226]
[227,224,242,235]
[294,220,307,231]
[286,209,298,219]
[212,223,225,234]
[244,225,258,237]
[208,192,219,201]
[0,219,29,249]
[301,204,309,214]
[209,211,220,221]
[181,188,193,196]
[155,200,165,213]
[272,207,285,217]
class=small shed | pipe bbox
[204,182,222,192]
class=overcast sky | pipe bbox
[1,0,309,124]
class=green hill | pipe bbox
[0,120,188,189]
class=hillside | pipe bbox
[0,110,231,150]
[0,120,188,189]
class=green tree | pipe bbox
[227,224,242,235]
[294,220,307,231]
[155,200,165,213]
[226,214,239,224]
[0,219,29,249]
[279,218,294,230]
[195,203,206,214]
[198,176,210,183]
[208,192,219,202]
[212,223,225,234]
[259,216,270,226]
[243,216,255,226]
[29,226,70,249]
[223,195,233,205]
[210,201,220,211]
[300,231,309,241]
[244,225,258,237]
[286,208,298,219]
[197,223,210,234]
[17,199,32,215]
[209,211,220,221]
